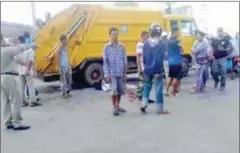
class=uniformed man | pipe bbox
[1,41,31,130]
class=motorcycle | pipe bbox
[233,56,240,74]
[226,56,239,79]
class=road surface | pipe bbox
[1,74,239,153]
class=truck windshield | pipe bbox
[191,20,198,35]
[180,20,198,36]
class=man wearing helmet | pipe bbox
[141,23,169,115]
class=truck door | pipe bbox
[168,19,197,55]
[179,20,197,55]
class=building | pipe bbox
[1,21,34,38]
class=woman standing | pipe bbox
[191,31,211,93]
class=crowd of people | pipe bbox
[103,24,239,116]
[1,23,239,131]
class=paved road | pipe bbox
[1,74,239,153]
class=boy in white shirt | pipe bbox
[14,43,42,107]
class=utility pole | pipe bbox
[30,2,37,37]
[200,3,208,33]
[166,2,172,14]
[165,2,176,14]
[31,2,37,28]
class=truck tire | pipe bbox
[182,57,189,77]
[84,63,103,85]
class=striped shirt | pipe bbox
[103,42,127,77]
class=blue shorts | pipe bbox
[110,77,125,96]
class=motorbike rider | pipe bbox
[141,23,169,115]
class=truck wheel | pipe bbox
[84,63,103,85]
[182,58,189,77]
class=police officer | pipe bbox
[1,40,31,130]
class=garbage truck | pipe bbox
[34,4,198,85]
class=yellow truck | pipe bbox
[34,4,198,84]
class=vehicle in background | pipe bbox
[233,56,240,74]
[34,4,198,85]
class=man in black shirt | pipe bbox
[211,27,232,91]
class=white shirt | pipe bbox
[14,48,35,75]
[136,41,144,71]
[1,44,31,74]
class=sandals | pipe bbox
[113,109,120,116]
[61,91,73,99]
[61,93,68,99]
[36,97,41,102]
[22,101,29,107]
[157,110,170,115]
[23,101,42,107]
[112,107,127,116]
[30,102,42,107]
[118,107,127,113]
[164,92,171,97]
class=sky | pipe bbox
[191,2,239,35]
[1,2,239,35]
[1,2,164,25]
